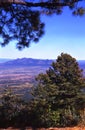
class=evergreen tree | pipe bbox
[32,53,85,127]
[0,88,29,127]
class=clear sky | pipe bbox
[0,7,85,60]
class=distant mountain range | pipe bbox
[0,58,85,97]
[78,60,85,70]
[0,58,85,70]
[0,58,53,67]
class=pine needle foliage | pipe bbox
[0,0,85,49]
[32,53,85,127]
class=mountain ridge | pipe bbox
[0,58,54,67]
[0,58,85,96]
[0,58,85,70]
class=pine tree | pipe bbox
[32,53,85,127]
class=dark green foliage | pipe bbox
[0,5,44,49]
[32,53,85,127]
[0,0,85,49]
[0,53,85,127]
[0,88,30,127]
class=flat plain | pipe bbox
[0,58,85,97]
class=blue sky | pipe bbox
[0,7,85,60]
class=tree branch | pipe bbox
[0,0,80,8]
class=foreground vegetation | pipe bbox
[0,53,85,128]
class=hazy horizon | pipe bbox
[0,57,85,61]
